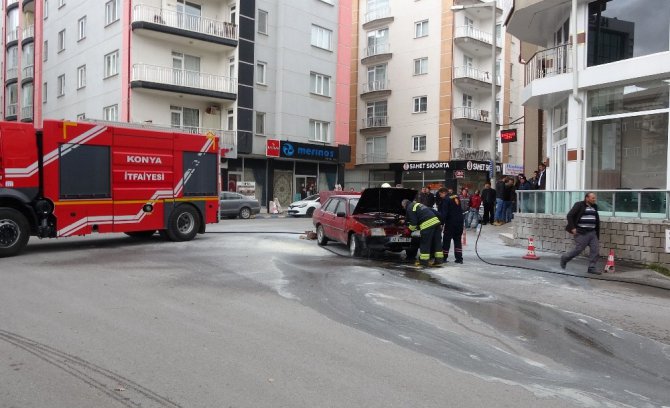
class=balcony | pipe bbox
[454,26,501,57]
[132,4,238,48]
[170,126,237,159]
[130,63,237,100]
[361,43,392,65]
[452,106,499,128]
[360,116,390,135]
[6,67,18,82]
[21,25,34,45]
[21,65,34,84]
[6,28,18,46]
[5,104,17,119]
[360,80,391,99]
[362,7,393,30]
[20,105,33,122]
[524,43,572,86]
[453,66,501,93]
[360,152,388,164]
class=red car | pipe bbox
[312,188,420,257]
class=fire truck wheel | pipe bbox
[0,208,30,258]
[166,205,200,242]
[124,230,157,238]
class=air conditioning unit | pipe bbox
[206,105,220,115]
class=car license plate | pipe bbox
[389,236,411,243]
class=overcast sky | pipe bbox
[600,0,670,56]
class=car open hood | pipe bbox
[352,188,417,216]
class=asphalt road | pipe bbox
[0,217,669,408]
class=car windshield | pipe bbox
[348,198,359,214]
[305,194,319,201]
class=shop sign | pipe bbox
[401,160,502,172]
[454,170,465,179]
[402,161,451,171]
[279,141,338,161]
[503,163,524,176]
[266,139,280,157]
[237,181,256,199]
[501,129,518,143]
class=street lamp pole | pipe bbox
[452,1,498,183]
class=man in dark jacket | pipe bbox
[417,187,435,208]
[402,199,443,267]
[480,182,496,225]
[493,176,506,225]
[437,188,464,263]
[560,192,601,274]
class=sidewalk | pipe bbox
[470,222,670,290]
[253,206,288,219]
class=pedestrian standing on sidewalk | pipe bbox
[438,188,464,264]
[560,192,601,275]
[481,182,496,225]
[466,189,482,230]
[493,175,506,225]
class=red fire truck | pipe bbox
[0,120,221,257]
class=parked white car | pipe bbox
[287,194,321,217]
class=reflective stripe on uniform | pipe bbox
[434,252,444,259]
[419,253,430,260]
[419,217,440,230]
[408,225,417,231]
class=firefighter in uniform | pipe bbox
[437,187,464,263]
[401,199,444,267]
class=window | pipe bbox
[105,0,120,26]
[183,152,217,197]
[103,104,118,121]
[227,109,234,130]
[170,105,199,132]
[44,0,48,19]
[256,61,266,85]
[77,16,86,41]
[43,40,48,61]
[412,135,426,152]
[58,29,65,52]
[60,144,110,199]
[460,132,473,148]
[311,25,333,50]
[76,113,85,120]
[413,57,428,75]
[258,9,268,35]
[310,120,330,142]
[57,74,65,97]
[462,93,473,107]
[310,72,331,96]
[77,65,86,89]
[104,51,119,78]
[413,96,427,113]
[366,28,388,55]
[415,20,428,38]
[58,0,65,8]
[256,112,265,135]
[230,5,236,24]
[43,82,47,103]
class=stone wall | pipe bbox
[512,213,670,266]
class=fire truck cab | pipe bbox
[0,120,220,257]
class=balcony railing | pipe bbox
[170,126,236,158]
[6,67,18,81]
[364,7,391,24]
[361,80,389,93]
[22,25,34,40]
[524,43,572,86]
[131,63,237,94]
[6,28,18,44]
[132,4,238,42]
[517,190,670,220]
[22,65,34,79]
[6,104,17,117]
[362,116,388,128]
[453,66,500,85]
[21,105,33,120]
[361,153,388,164]
[454,25,501,47]
[364,43,390,58]
[453,106,499,123]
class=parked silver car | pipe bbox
[219,192,261,219]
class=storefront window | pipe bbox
[587,0,670,67]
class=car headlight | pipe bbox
[370,228,386,237]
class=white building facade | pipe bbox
[507,0,670,190]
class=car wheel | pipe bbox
[349,233,363,257]
[166,205,200,242]
[316,225,328,246]
[0,208,30,258]
[239,207,251,219]
[124,230,156,238]
[306,207,315,217]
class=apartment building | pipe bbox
[2,0,351,208]
[346,0,522,191]
[506,0,670,190]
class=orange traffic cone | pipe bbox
[522,237,540,260]
[604,249,615,273]
[461,228,467,246]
